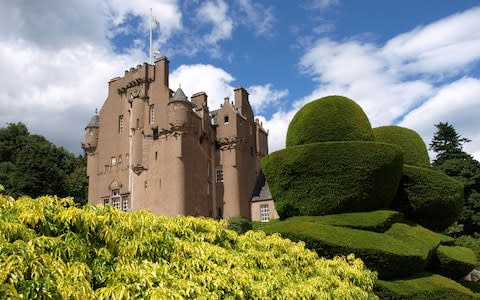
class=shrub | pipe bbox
[375,273,478,300]
[261,220,440,279]
[456,234,480,260]
[392,164,464,231]
[0,193,378,299]
[286,95,374,147]
[261,141,403,218]
[226,216,252,234]
[428,245,477,279]
[287,210,404,232]
[373,125,430,167]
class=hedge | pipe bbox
[375,273,478,300]
[428,245,477,279]
[261,141,403,219]
[286,95,374,147]
[286,210,404,232]
[261,220,440,279]
[373,125,430,167]
[392,164,464,231]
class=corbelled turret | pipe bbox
[82,113,99,154]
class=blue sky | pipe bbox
[1,0,479,159]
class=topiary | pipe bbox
[375,273,478,300]
[261,219,441,279]
[286,95,374,147]
[261,141,403,218]
[392,164,464,231]
[373,125,430,168]
[428,245,477,279]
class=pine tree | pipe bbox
[430,122,471,165]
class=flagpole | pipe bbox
[149,8,153,64]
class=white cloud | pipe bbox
[236,0,275,36]
[309,0,340,9]
[247,84,288,113]
[399,77,480,161]
[383,6,480,75]
[197,0,233,44]
[169,64,235,110]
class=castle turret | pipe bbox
[168,87,192,127]
[82,113,99,154]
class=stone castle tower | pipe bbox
[83,57,276,220]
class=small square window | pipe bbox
[260,204,269,222]
[103,199,110,206]
[112,189,120,197]
[122,197,129,212]
[224,115,229,124]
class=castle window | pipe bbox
[260,204,269,222]
[122,197,129,211]
[136,118,140,129]
[153,128,159,140]
[112,189,120,197]
[149,105,155,124]
[118,155,122,167]
[113,198,120,210]
[224,115,229,124]
[119,115,124,133]
[103,199,110,206]
[111,156,117,166]
[216,166,224,183]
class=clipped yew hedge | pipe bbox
[375,273,478,300]
[287,210,404,232]
[286,95,374,147]
[0,193,379,299]
[261,141,403,219]
[262,219,440,279]
[373,125,430,167]
[392,164,464,231]
[429,245,477,279]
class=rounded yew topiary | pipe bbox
[429,245,477,279]
[392,164,464,231]
[286,95,374,147]
[373,125,430,167]
[261,141,403,219]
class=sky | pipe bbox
[1,0,480,160]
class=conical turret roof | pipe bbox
[86,114,99,128]
[172,87,188,102]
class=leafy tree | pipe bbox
[430,122,480,234]
[430,122,471,166]
[0,123,87,204]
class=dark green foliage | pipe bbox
[0,123,87,205]
[430,122,471,165]
[433,154,480,234]
[392,164,464,231]
[428,245,477,279]
[287,210,403,232]
[286,95,374,147]
[375,273,478,300]
[261,141,403,219]
[261,220,440,279]
[438,233,456,246]
[458,280,480,293]
[226,216,252,234]
[373,125,430,167]
[456,234,480,260]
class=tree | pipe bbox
[430,122,480,234]
[0,123,87,204]
[430,122,471,165]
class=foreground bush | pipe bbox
[429,245,477,279]
[262,141,403,218]
[0,193,378,299]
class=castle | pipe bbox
[82,57,278,221]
